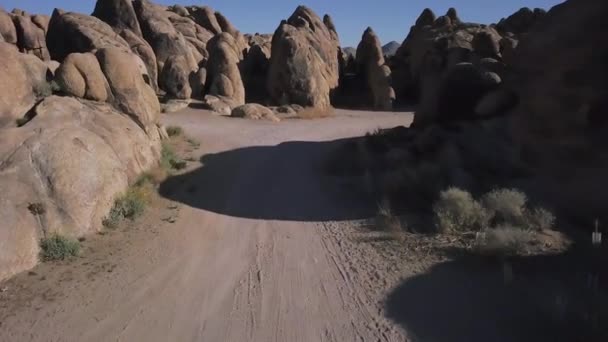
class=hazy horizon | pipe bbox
[0,0,564,46]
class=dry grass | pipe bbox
[376,198,406,241]
[297,106,335,119]
[433,187,488,233]
[473,225,533,257]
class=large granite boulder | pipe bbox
[0,42,51,127]
[55,52,110,102]
[46,9,131,62]
[267,6,340,109]
[0,95,161,282]
[355,27,395,110]
[96,47,160,131]
[391,8,503,125]
[205,32,245,108]
[12,11,50,60]
[92,0,143,37]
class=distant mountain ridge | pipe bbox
[342,40,400,59]
[382,41,400,57]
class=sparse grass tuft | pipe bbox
[161,142,187,171]
[434,187,488,233]
[376,199,406,241]
[103,186,150,228]
[40,234,80,261]
[166,125,183,137]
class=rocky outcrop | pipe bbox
[0,95,161,282]
[133,0,197,73]
[242,34,272,103]
[96,47,160,131]
[119,28,159,91]
[0,42,51,127]
[0,9,17,44]
[355,27,395,110]
[496,7,546,37]
[46,10,131,62]
[159,55,193,99]
[390,8,504,125]
[205,33,245,109]
[12,11,50,60]
[92,0,143,37]
[55,52,110,102]
[231,103,280,122]
[267,6,340,109]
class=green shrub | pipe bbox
[482,188,527,226]
[33,81,59,98]
[103,187,149,228]
[166,126,183,137]
[434,187,488,232]
[161,142,187,170]
[40,234,80,261]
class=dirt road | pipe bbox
[0,108,413,341]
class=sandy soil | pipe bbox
[0,108,417,341]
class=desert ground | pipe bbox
[1,108,415,341]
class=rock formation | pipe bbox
[390,8,505,125]
[267,6,340,109]
[0,42,51,127]
[202,32,245,114]
[355,27,395,110]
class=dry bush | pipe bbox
[526,207,556,231]
[376,199,406,241]
[433,187,488,233]
[474,225,533,257]
[297,106,335,119]
[482,188,528,226]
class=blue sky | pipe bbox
[1,0,564,46]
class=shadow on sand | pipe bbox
[159,137,375,222]
[385,250,605,342]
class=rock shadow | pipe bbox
[159,137,376,221]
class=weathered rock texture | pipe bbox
[355,27,395,110]
[0,42,51,127]
[268,6,340,109]
[0,96,161,282]
[46,10,131,62]
[205,33,245,109]
[55,52,110,102]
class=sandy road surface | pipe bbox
[0,108,413,341]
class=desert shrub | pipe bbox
[474,225,532,257]
[103,187,149,228]
[161,142,187,170]
[40,234,80,261]
[525,207,556,231]
[166,125,183,137]
[27,202,46,216]
[434,187,488,232]
[482,188,528,226]
[376,199,403,232]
